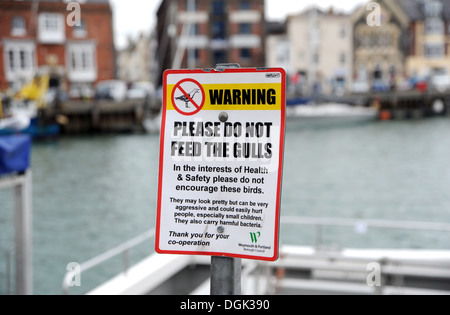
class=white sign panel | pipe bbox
[156,68,286,261]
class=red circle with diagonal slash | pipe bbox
[171,78,205,116]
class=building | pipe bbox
[265,21,289,71]
[401,0,450,78]
[0,0,115,95]
[286,7,353,95]
[156,0,266,86]
[117,31,157,84]
[352,1,410,89]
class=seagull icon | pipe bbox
[175,88,201,108]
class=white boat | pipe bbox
[0,112,31,133]
[286,103,378,127]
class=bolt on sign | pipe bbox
[156,68,286,261]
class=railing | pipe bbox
[280,216,450,249]
[2,247,14,295]
[61,217,450,295]
[0,171,33,295]
[62,228,155,295]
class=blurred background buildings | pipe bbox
[0,0,450,98]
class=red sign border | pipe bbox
[156,68,286,262]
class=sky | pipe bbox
[110,0,367,49]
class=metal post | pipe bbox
[210,257,241,295]
[209,63,242,296]
[14,171,33,295]
[5,248,12,295]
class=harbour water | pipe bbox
[1,117,450,294]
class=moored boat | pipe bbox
[286,103,379,128]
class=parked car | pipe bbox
[126,81,155,100]
[352,80,370,93]
[396,77,413,91]
[372,79,389,92]
[69,85,94,100]
[430,69,450,92]
[95,80,127,102]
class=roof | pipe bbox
[398,0,450,21]
[398,0,422,21]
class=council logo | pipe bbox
[250,232,261,243]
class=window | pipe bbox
[7,47,33,71]
[213,50,227,65]
[276,46,289,64]
[340,25,346,38]
[239,23,252,34]
[8,51,14,70]
[69,47,94,71]
[240,48,251,60]
[67,43,97,82]
[424,1,443,18]
[378,31,391,47]
[3,41,36,81]
[43,15,59,31]
[193,49,200,60]
[189,24,200,36]
[340,52,346,65]
[213,21,226,39]
[213,0,225,15]
[38,13,65,43]
[425,18,444,35]
[73,20,87,38]
[186,0,197,10]
[424,43,445,58]
[11,16,26,36]
[240,0,251,10]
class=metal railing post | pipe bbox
[209,63,243,296]
[14,171,33,295]
[210,256,241,295]
[5,248,14,295]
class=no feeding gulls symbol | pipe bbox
[171,78,205,116]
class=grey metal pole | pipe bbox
[210,256,241,295]
[15,170,33,295]
[209,63,242,296]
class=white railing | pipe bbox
[2,247,14,295]
[280,216,450,248]
[61,217,450,294]
[0,171,33,295]
[62,228,155,295]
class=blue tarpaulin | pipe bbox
[0,135,32,176]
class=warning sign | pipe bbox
[156,68,286,261]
